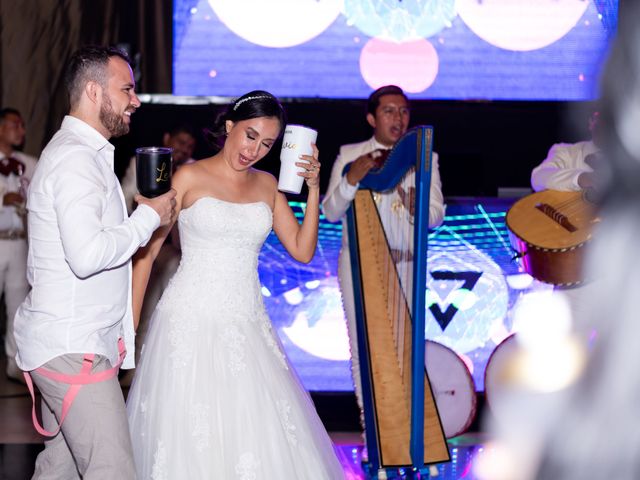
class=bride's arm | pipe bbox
[272,145,320,264]
[132,168,189,330]
[132,223,173,330]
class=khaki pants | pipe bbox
[29,353,135,479]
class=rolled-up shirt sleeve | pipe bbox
[50,149,159,279]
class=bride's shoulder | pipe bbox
[174,159,209,182]
[252,169,277,188]
[171,161,212,198]
[174,161,196,175]
[251,170,278,207]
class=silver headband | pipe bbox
[232,95,272,111]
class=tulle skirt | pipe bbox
[126,285,345,480]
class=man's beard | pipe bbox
[100,93,130,138]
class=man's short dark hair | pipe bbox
[64,45,131,110]
[0,108,22,123]
[367,85,409,116]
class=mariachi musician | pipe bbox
[322,85,445,421]
[527,110,604,339]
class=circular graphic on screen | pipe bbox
[360,37,439,93]
[425,249,509,354]
[207,0,343,48]
[272,281,351,361]
[343,0,456,42]
[456,0,589,51]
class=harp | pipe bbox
[344,126,450,474]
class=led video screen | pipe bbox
[261,199,552,392]
[174,0,617,100]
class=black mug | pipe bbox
[136,147,173,198]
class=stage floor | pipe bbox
[0,435,486,480]
[0,359,487,479]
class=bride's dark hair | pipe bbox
[205,90,286,149]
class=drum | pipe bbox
[484,334,519,413]
[425,340,477,438]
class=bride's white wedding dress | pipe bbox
[127,197,345,479]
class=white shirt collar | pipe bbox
[61,115,114,153]
[370,135,393,151]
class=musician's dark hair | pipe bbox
[367,85,409,116]
[205,90,286,149]
[64,45,132,110]
[0,108,22,123]
[166,123,196,140]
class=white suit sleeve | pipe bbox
[428,152,445,228]
[531,144,587,192]
[50,150,159,279]
[322,150,358,222]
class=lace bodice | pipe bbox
[178,196,272,254]
[177,196,272,279]
[156,197,273,323]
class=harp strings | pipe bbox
[374,167,416,384]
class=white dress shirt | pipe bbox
[531,140,597,192]
[14,116,160,371]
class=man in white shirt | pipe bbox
[0,108,38,382]
[14,45,175,478]
[531,111,601,193]
[530,110,601,339]
[322,85,445,418]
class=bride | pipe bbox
[126,91,345,479]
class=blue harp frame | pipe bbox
[344,126,449,475]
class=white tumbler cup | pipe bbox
[278,124,318,194]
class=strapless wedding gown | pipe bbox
[126,197,345,479]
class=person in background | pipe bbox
[529,110,604,339]
[531,110,602,195]
[483,6,640,478]
[535,5,640,475]
[0,108,37,382]
[322,84,445,423]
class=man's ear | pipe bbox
[85,81,101,105]
[162,132,171,146]
[366,112,376,129]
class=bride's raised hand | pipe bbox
[297,143,321,190]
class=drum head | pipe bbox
[484,333,519,413]
[425,340,477,438]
